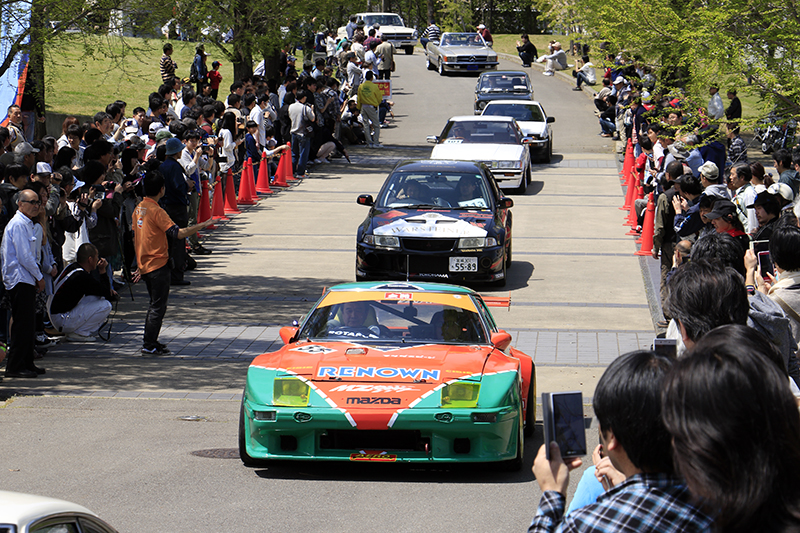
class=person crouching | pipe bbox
[48,243,113,342]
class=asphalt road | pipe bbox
[0,51,648,532]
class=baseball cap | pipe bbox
[155,129,172,141]
[768,182,794,202]
[747,191,781,209]
[704,199,737,220]
[698,161,719,180]
[477,24,486,29]
[212,61,221,68]
[35,162,52,174]
[15,142,39,155]
[613,76,626,84]
[165,137,185,156]
[149,122,165,134]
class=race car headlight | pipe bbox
[362,234,400,249]
[441,381,480,408]
[477,101,487,109]
[273,377,309,407]
[493,161,522,169]
[458,237,497,249]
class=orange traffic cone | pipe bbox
[255,151,273,194]
[211,177,229,221]
[621,167,636,211]
[237,159,258,205]
[282,142,297,181]
[199,180,216,229]
[246,159,260,203]
[635,193,656,256]
[224,169,241,215]
[273,151,290,187]
[620,139,633,181]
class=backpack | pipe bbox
[190,58,199,83]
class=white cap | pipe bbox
[768,182,794,202]
[36,162,52,174]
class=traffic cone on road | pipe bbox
[255,151,274,194]
[620,139,633,182]
[211,177,229,222]
[281,142,297,181]
[237,159,258,205]
[621,167,636,212]
[199,180,216,229]
[273,151,291,187]
[224,169,241,215]
[635,193,656,256]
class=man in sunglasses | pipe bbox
[1,189,46,379]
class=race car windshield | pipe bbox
[379,171,493,209]
[483,103,544,122]
[441,121,518,145]
[439,33,486,47]
[479,75,529,93]
[364,15,403,26]
[298,298,487,344]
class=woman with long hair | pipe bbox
[662,324,800,532]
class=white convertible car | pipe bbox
[428,116,533,193]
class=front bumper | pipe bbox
[242,401,520,463]
[390,39,418,48]
[356,244,505,284]
[442,61,498,73]
[488,169,524,190]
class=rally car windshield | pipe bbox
[378,171,493,209]
[479,75,530,93]
[442,120,518,145]
[483,103,544,122]
[298,295,488,344]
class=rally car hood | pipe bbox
[430,142,523,162]
[372,211,489,238]
[516,120,548,137]
[252,341,496,383]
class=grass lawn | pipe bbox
[45,35,233,116]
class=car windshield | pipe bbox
[378,170,493,209]
[483,103,545,122]
[442,120,518,145]
[479,74,530,93]
[364,15,403,26]
[439,33,486,47]
[298,292,487,344]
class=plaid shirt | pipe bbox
[528,473,713,533]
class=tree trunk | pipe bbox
[427,0,434,23]
[382,0,391,12]
[261,51,281,80]
[29,0,46,140]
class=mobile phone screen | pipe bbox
[544,392,586,459]
[758,251,774,278]
[653,338,677,358]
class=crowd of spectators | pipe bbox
[0,27,398,377]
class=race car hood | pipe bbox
[431,142,523,162]
[373,211,488,238]
[516,120,547,137]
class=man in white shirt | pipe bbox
[538,42,567,75]
[346,52,363,97]
[179,130,211,255]
[708,85,725,120]
[249,94,274,148]
[573,55,596,91]
[1,189,45,378]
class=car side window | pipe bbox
[30,520,80,533]
[78,517,116,533]
[475,298,499,332]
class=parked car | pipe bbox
[0,490,118,532]
[474,71,534,114]
[482,100,555,163]
[355,159,513,286]
[428,115,533,193]
[424,32,498,76]
[337,13,418,54]
[239,282,536,470]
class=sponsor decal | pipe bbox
[381,353,437,359]
[384,292,412,300]
[346,397,402,405]
[318,366,440,380]
[376,209,408,220]
[374,212,488,239]
[350,452,397,462]
[291,345,336,354]
[329,384,420,393]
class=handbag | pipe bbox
[391,60,396,72]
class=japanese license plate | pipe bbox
[449,257,478,272]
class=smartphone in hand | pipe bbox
[543,391,587,460]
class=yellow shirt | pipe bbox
[357,81,383,109]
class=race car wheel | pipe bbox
[404,46,414,55]
[493,259,507,287]
[426,57,435,70]
[438,60,446,76]
[542,140,552,163]
[524,371,536,437]
[513,168,529,195]
[239,401,267,467]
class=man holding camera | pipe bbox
[49,243,113,342]
[160,137,194,285]
[289,90,316,179]
[180,131,211,256]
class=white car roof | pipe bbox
[483,100,544,107]
[448,115,517,123]
[0,490,98,526]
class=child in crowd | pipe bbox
[208,61,223,100]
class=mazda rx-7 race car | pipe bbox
[239,282,536,469]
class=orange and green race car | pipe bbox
[239,282,536,470]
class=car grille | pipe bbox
[402,238,457,252]
[456,55,488,62]
[382,33,414,41]
[320,430,425,451]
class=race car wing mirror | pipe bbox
[357,194,374,206]
[499,197,514,209]
[280,326,299,345]
[426,135,439,144]
[491,330,512,351]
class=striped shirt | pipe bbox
[421,24,441,41]
[160,54,177,82]
[529,473,713,533]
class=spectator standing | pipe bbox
[726,123,748,165]
[346,52,363,97]
[49,243,112,341]
[538,42,567,76]
[516,34,537,67]
[728,162,758,233]
[5,105,25,149]
[159,138,192,285]
[191,44,208,94]
[179,131,211,256]
[420,20,440,51]
[707,85,724,120]
[358,71,383,148]
[725,88,742,121]
[365,41,381,77]
[376,36,394,80]
[208,61,222,100]
[774,148,800,196]
[2,189,45,378]
[345,15,358,40]
[477,24,493,46]
[160,43,177,84]
[134,171,211,355]
[288,90,316,178]
[748,191,781,242]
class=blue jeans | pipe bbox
[599,118,616,134]
[291,133,311,176]
[576,71,590,88]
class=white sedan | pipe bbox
[0,490,118,532]
[482,100,555,163]
[428,115,533,194]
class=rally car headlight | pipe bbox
[441,381,480,408]
[363,235,400,249]
[493,161,522,169]
[273,377,309,407]
[477,100,488,109]
[458,237,497,249]
[413,30,418,38]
